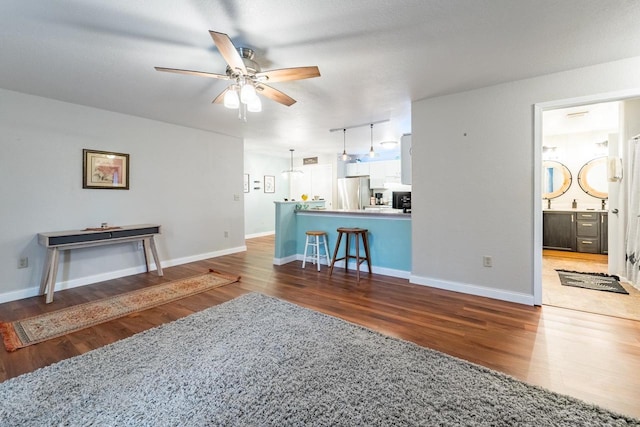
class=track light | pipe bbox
[342,129,349,161]
[369,124,375,158]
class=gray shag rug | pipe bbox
[0,293,637,426]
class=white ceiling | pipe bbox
[3,0,640,157]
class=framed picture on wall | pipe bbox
[264,175,275,193]
[243,174,250,193]
[82,149,130,190]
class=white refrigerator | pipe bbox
[337,177,371,210]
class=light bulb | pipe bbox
[369,146,375,158]
[240,83,257,104]
[223,89,239,109]
[342,151,348,161]
[247,95,262,112]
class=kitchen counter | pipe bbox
[274,202,411,278]
[297,208,411,217]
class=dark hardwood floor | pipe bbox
[1,235,639,418]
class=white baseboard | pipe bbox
[272,254,410,279]
[273,254,299,266]
[245,231,275,239]
[0,245,247,304]
[409,274,535,306]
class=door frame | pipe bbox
[533,88,640,305]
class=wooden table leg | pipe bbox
[142,238,152,273]
[149,236,163,276]
[45,248,60,304]
[39,248,54,296]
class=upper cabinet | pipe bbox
[369,160,401,188]
[401,134,411,185]
[345,162,370,177]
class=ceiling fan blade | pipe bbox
[212,88,228,104]
[154,67,230,80]
[256,84,296,106]
[209,31,247,75]
[257,66,320,83]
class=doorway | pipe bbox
[537,100,640,321]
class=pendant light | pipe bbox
[369,123,375,158]
[341,128,349,161]
[282,149,303,179]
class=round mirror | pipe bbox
[578,156,607,199]
[542,160,572,199]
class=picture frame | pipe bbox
[264,175,275,193]
[243,174,250,193]
[83,149,130,190]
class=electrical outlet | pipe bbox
[224,231,229,238]
[483,256,493,268]
[18,257,28,269]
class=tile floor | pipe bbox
[542,250,640,321]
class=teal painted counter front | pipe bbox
[274,202,411,278]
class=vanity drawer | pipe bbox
[577,238,600,253]
[576,221,599,237]
[576,212,599,221]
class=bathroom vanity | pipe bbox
[543,210,608,254]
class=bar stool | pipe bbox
[329,227,372,282]
[302,231,332,271]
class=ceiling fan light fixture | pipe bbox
[247,95,262,112]
[240,82,257,104]
[223,88,239,109]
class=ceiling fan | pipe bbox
[155,30,320,111]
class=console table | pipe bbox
[37,224,163,303]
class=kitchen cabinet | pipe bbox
[369,160,401,188]
[543,211,576,251]
[290,164,333,207]
[345,162,370,177]
[543,210,608,254]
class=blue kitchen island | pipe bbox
[274,201,411,278]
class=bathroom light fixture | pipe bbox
[542,145,558,160]
[282,149,303,179]
[341,129,349,161]
[369,124,375,158]
[594,140,608,156]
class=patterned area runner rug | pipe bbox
[0,269,240,351]
[556,269,628,294]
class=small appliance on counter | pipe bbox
[374,192,384,205]
[392,191,411,213]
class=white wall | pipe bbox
[411,55,640,305]
[244,152,289,237]
[0,89,245,302]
